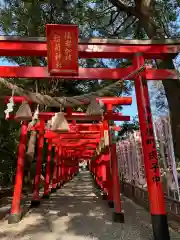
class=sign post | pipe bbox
[46,24,79,76]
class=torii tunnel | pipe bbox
[0,25,180,240]
[7,97,130,225]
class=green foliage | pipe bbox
[0,119,20,185]
[117,115,139,140]
[0,0,179,185]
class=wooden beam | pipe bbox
[0,66,177,80]
[3,96,132,105]
[0,37,179,58]
[8,112,130,121]
[45,132,100,139]
[0,35,180,45]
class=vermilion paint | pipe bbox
[133,55,166,215]
[111,143,122,213]
[0,66,177,80]
[8,112,130,122]
[32,119,45,201]
[44,140,52,196]
[57,146,62,187]
[3,96,132,106]
[52,147,58,189]
[0,37,178,59]
[107,104,122,213]
[11,121,28,215]
[46,24,78,76]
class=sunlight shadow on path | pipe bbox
[0,171,179,240]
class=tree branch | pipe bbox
[108,0,162,38]
[98,5,115,15]
[107,11,120,27]
[108,0,140,18]
[113,16,137,36]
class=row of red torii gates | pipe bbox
[1,24,180,240]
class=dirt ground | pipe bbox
[0,171,180,240]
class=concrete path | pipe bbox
[0,171,180,240]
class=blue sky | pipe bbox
[120,81,153,121]
[0,57,139,118]
[0,58,15,66]
[0,58,157,125]
[121,88,137,119]
[0,2,179,125]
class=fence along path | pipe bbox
[116,115,180,222]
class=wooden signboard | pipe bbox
[46,24,78,76]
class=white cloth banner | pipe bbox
[116,118,179,200]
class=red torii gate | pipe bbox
[6,96,129,214]
[47,124,120,207]
[36,114,124,210]
[6,97,129,224]
[0,28,178,240]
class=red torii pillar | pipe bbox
[134,54,170,240]
[6,100,130,222]
[96,122,112,199]
[8,121,28,224]
[31,119,45,207]
[51,146,59,192]
[101,123,121,199]
[43,139,52,198]
[57,146,62,189]
[6,103,130,225]
[3,34,178,233]
[90,120,113,206]
[106,104,124,223]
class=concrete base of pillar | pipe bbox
[56,184,61,189]
[101,193,107,200]
[108,201,114,208]
[42,194,50,199]
[51,188,57,193]
[8,213,22,224]
[151,214,170,240]
[30,200,41,208]
[113,212,125,223]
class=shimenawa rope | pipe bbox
[0,65,145,107]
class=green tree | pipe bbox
[0,0,179,184]
[89,0,180,160]
[117,115,139,140]
[150,80,168,115]
[0,0,132,185]
[0,119,19,185]
[105,0,180,161]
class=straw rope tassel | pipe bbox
[86,97,104,116]
[51,112,70,133]
[15,100,32,121]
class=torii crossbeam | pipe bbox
[1,24,177,240]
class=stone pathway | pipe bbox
[0,171,180,240]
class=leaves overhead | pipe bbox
[0,0,179,184]
[0,0,133,99]
[117,115,139,140]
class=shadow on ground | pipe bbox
[0,171,179,240]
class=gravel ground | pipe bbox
[0,171,179,240]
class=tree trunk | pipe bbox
[108,0,180,160]
[136,4,180,161]
[159,58,180,161]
